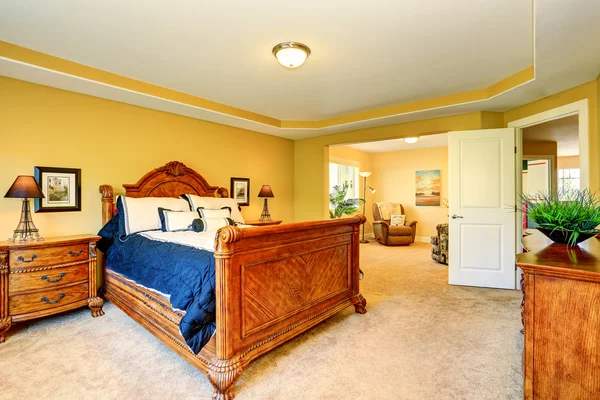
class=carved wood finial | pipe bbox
[217,226,243,245]
[159,161,188,176]
[207,357,243,400]
[88,297,105,317]
[351,293,367,314]
[99,185,114,199]
[0,316,12,343]
[356,214,367,225]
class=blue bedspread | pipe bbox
[98,217,216,354]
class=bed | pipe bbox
[98,161,367,399]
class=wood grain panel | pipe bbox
[242,245,349,336]
[533,275,600,399]
[9,282,89,315]
[10,263,88,293]
[9,244,89,270]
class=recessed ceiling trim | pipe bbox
[0,39,537,139]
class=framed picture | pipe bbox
[34,166,81,212]
[230,177,250,206]
[416,170,441,206]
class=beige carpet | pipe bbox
[0,242,523,400]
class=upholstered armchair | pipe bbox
[372,203,418,246]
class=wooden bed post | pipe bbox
[99,185,114,225]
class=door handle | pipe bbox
[451,214,464,219]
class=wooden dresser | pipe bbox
[517,232,600,399]
[0,235,103,343]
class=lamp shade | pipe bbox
[258,185,274,198]
[4,176,45,199]
[359,172,372,178]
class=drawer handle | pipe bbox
[41,293,65,305]
[41,272,66,283]
[68,249,84,257]
[17,254,37,263]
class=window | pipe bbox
[558,168,580,199]
[329,161,359,202]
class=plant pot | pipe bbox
[536,228,599,246]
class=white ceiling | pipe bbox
[0,0,599,140]
[344,133,448,153]
[523,115,579,157]
[0,0,532,121]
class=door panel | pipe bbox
[449,128,516,289]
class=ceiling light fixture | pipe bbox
[272,42,311,69]
[404,137,419,144]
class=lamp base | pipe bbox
[359,239,370,244]
[259,198,272,222]
[8,198,44,243]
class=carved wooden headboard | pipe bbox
[99,161,229,225]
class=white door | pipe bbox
[448,128,516,289]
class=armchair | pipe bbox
[372,203,418,246]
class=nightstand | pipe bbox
[0,235,103,343]
[245,220,283,226]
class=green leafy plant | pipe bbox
[520,189,600,246]
[329,182,365,219]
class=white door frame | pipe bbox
[508,99,589,254]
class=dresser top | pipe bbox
[0,235,100,250]
[516,230,600,281]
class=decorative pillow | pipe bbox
[190,217,234,232]
[117,196,190,236]
[197,207,231,219]
[180,194,245,224]
[390,214,406,227]
[158,208,200,232]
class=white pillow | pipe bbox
[390,214,406,227]
[198,207,231,219]
[158,209,199,232]
[181,194,245,224]
[191,217,234,232]
[117,196,190,236]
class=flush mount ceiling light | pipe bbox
[272,42,311,69]
[404,137,419,144]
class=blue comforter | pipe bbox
[98,217,216,354]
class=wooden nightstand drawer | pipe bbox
[9,282,89,315]
[10,243,89,269]
[9,264,89,293]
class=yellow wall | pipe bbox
[294,112,501,222]
[504,80,599,191]
[328,146,374,234]
[0,77,295,239]
[557,156,580,169]
[370,146,449,239]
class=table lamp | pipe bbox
[258,185,274,222]
[4,175,45,242]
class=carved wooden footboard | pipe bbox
[99,161,367,399]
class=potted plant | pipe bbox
[520,189,600,246]
[329,182,365,219]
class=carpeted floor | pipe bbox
[0,242,523,400]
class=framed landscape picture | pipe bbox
[416,170,441,206]
[230,177,250,206]
[34,166,81,212]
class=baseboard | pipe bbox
[415,236,431,243]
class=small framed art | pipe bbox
[34,166,81,212]
[230,177,250,207]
